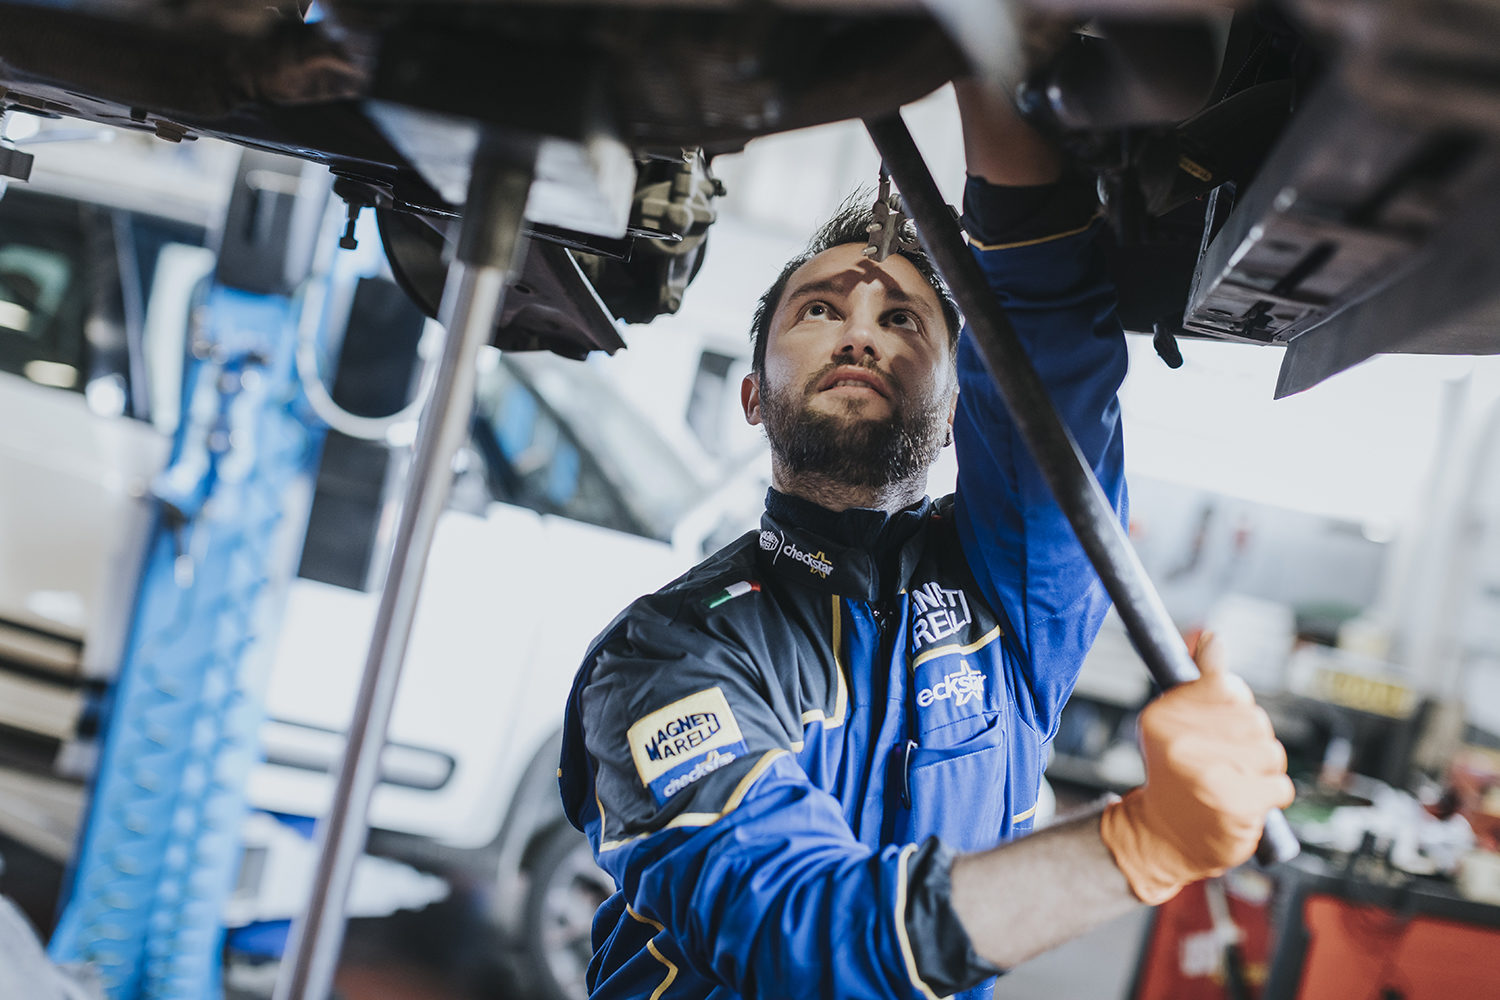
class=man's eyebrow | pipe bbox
[781,277,846,304]
[782,273,938,318]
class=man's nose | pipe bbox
[836,309,883,359]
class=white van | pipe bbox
[253,345,728,999]
[0,140,747,1000]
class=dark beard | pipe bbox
[758,362,948,491]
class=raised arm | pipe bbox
[955,79,1063,186]
[944,86,1290,971]
[949,81,1128,737]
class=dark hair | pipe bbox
[749,191,962,376]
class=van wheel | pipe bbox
[516,822,613,1000]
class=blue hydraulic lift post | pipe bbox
[49,151,333,999]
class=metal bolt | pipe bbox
[340,201,362,250]
[153,120,189,143]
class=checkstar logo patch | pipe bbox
[627,687,748,805]
[782,541,834,579]
[760,528,835,579]
[916,661,986,709]
[660,749,738,799]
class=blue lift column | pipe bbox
[50,151,333,1000]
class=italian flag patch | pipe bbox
[705,580,760,609]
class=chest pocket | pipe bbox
[903,713,1008,853]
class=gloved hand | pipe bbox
[1100,632,1295,905]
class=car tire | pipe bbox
[514,822,613,1000]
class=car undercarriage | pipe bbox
[0,0,1495,393]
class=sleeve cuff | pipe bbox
[961,173,1100,249]
[903,838,1005,995]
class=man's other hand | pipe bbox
[1099,633,1296,905]
[954,79,1062,187]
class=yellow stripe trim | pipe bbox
[967,212,1103,252]
[785,598,863,750]
[1012,802,1039,823]
[627,906,664,932]
[790,598,854,746]
[598,749,789,852]
[893,843,946,1000]
[910,625,1003,671]
[1178,155,1213,182]
[645,942,678,1000]
[627,909,679,1000]
[723,748,786,812]
[825,596,849,728]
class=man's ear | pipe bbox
[741,372,762,426]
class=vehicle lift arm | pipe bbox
[48,152,334,999]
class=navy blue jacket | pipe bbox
[560,180,1128,1000]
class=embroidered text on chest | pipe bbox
[916,661,985,707]
[909,581,972,649]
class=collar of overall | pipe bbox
[756,488,930,601]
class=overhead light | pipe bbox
[23,359,76,388]
[3,113,40,144]
[0,300,31,332]
[85,374,127,417]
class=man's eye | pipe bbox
[887,310,917,328]
[804,303,832,319]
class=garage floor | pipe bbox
[320,870,1154,1000]
[327,905,1152,1000]
[4,831,1153,1000]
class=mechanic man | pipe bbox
[559,84,1294,1000]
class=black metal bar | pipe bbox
[864,111,1299,867]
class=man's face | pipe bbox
[742,243,957,491]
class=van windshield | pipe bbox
[0,188,205,415]
[474,350,707,542]
[0,191,91,391]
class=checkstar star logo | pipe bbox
[760,529,834,579]
[781,540,834,579]
[916,661,986,709]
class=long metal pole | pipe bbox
[864,112,1299,866]
[273,156,534,1000]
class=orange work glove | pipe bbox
[1100,632,1295,905]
